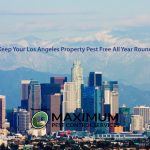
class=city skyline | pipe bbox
[1,60,149,134]
[0,60,149,110]
[0,60,150,149]
[0,1,149,87]
[0,0,150,148]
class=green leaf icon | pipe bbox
[32,111,48,129]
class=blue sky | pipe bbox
[0,0,150,41]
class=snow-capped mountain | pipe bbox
[0,31,150,85]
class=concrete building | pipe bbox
[28,80,41,117]
[63,82,78,120]
[0,95,6,129]
[110,91,119,115]
[103,81,119,115]
[71,60,83,108]
[133,106,150,129]
[131,115,144,132]
[47,94,61,134]
[11,108,30,134]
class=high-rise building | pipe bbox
[71,60,83,108]
[103,81,111,104]
[0,95,6,129]
[28,80,41,117]
[103,81,119,115]
[81,85,102,132]
[133,106,150,129]
[131,115,144,132]
[88,72,102,87]
[47,94,61,134]
[11,108,30,134]
[21,80,30,110]
[41,82,62,134]
[63,82,78,120]
[119,104,131,131]
[50,77,67,89]
[41,83,61,111]
[110,91,119,115]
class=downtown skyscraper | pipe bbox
[0,95,6,129]
[88,72,102,87]
[71,60,83,108]
[119,104,131,131]
[63,82,78,120]
[103,81,119,115]
[21,80,30,110]
[28,80,41,117]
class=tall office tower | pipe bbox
[28,80,41,117]
[88,72,102,87]
[103,81,119,115]
[47,94,61,134]
[133,106,150,129]
[103,81,111,104]
[71,60,83,108]
[110,91,119,115]
[0,95,6,129]
[41,83,61,111]
[81,85,102,133]
[11,108,30,134]
[50,77,67,89]
[21,80,30,110]
[131,115,144,132]
[63,82,78,120]
[119,104,131,131]
[41,83,61,134]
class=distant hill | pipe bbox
[0,68,68,108]
[0,68,149,109]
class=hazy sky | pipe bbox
[0,0,150,41]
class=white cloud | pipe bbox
[117,15,150,27]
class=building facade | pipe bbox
[119,105,131,131]
[88,72,102,87]
[21,80,30,110]
[11,108,30,134]
[28,80,41,117]
[0,95,6,129]
[103,81,119,115]
[71,60,83,108]
[63,82,78,120]
[133,106,150,129]
[131,115,144,132]
[47,94,62,134]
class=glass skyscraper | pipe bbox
[119,105,131,131]
[88,72,102,87]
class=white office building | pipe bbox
[133,106,150,129]
[71,60,83,108]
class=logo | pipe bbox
[32,111,48,129]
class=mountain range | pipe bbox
[0,32,150,109]
[0,67,149,109]
[0,33,150,86]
